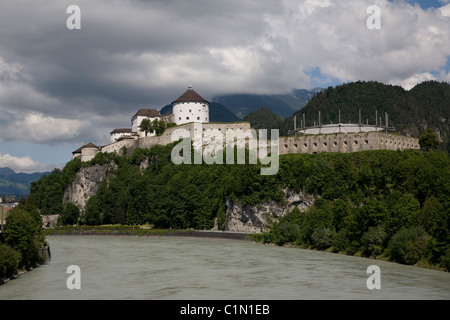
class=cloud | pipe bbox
[0,152,54,173]
[0,110,84,144]
[0,0,449,150]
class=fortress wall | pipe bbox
[84,125,420,162]
[138,136,161,149]
[101,139,136,156]
[81,147,99,162]
[280,132,419,155]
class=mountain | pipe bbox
[281,81,450,152]
[243,108,284,137]
[212,88,323,119]
[0,167,51,198]
[160,102,241,123]
[0,167,15,176]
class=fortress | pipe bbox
[72,86,420,162]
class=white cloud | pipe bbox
[389,72,437,90]
[0,152,53,173]
[439,3,450,16]
[0,111,84,144]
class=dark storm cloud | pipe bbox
[0,0,449,149]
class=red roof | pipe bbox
[171,87,209,104]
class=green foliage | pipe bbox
[361,225,387,257]
[311,227,336,250]
[60,203,80,226]
[419,128,440,151]
[0,243,21,279]
[262,149,450,269]
[388,226,430,265]
[29,157,82,215]
[3,208,45,269]
[139,118,152,137]
[243,108,284,139]
[139,118,168,137]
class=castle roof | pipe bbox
[82,142,98,149]
[72,142,98,154]
[132,108,160,119]
[110,128,132,134]
[72,147,82,154]
[172,86,209,104]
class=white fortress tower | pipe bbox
[172,86,209,126]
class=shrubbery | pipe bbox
[0,243,21,279]
[1,207,47,279]
[387,227,430,265]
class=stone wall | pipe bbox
[81,147,99,162]
[96,124,419,161]
[279,131,419,155]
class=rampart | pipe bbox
[95,123,419,159]
[279,131,419,155]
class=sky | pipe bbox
[0,0,449,173]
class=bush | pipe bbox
[4,208,44,269]
[440,248,450,271]
[311,227,335,250]
[0,243,22,279]
[361,225,387,257]
[60,203,80,226]
[388,226,430,265]
[331,230,350,253]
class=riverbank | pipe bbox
[43,226,448,272]
[44,225,257,241]
[0,245,51,285]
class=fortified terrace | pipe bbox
[72,87,420,162]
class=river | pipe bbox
[0,235,449,300]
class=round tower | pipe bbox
[172,86,209,125]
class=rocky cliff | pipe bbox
[64,161,315,233]
[224,188,315,233]
[63,162,117,213]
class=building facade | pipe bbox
[172,86,210,126]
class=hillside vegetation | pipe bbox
[27,143,450,270]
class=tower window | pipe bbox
[197,117,200,120]
[186,117,189,120]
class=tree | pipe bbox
[0,243,21,279]
[4,208,45,269]
[419,128,439,151]
[388,226,430,265]
[139,118,153,137]
[152,118,167,136]
[60,203,80,225]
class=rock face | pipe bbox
[63,163,116,213]
[224,189,315,233]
